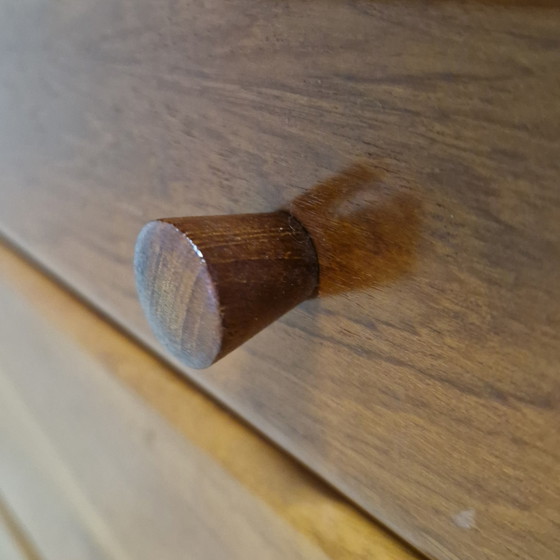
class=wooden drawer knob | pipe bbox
[134,211,319,369]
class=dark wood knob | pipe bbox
[134,211,319,369]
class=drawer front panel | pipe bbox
[1,2,559,559]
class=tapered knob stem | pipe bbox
[134,211,319,369]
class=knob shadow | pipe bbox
[287,163,421,296]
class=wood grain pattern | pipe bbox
[0,2,559,559]
[0,241,419,560]
[134,212,318,368]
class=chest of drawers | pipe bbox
[1,2,559,559]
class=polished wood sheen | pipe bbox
[0,2,559,559]
[134,212,318,368]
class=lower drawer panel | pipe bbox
[0,242,414,560]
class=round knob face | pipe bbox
[135,220,222,369]
[134,212,318,369]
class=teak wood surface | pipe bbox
[1,2,559,560]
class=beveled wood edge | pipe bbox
[0,238,422,560]
[0,497,42,560]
